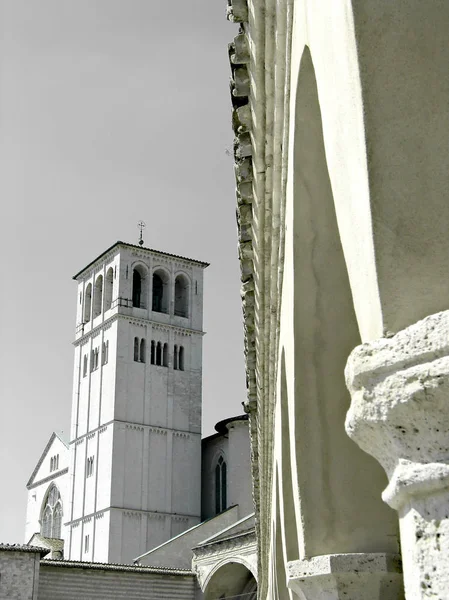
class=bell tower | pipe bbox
[67,241,208,563]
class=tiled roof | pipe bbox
[73,241,209,280]
[0,544,50,556]
[41,559,194,576]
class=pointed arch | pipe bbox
[215,455,227,514]
[40,484,63,539]
[104,267,114,311]
[174,274,189,318]
[84,283,92,323]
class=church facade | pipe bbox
[17,240,257,600]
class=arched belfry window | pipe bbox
[132,266,147,309]
[41,485,63,539]
[152,270,169,314]
[156,341,162,366]
[140,339,146,363]
[93,275,103,319]
[215,456,227,514]
[179,346,185,371]
[134,337,139,362]
[163,343,169,367]
[174,275,189,317]
[84,283,92,323]
[104,267,113,311]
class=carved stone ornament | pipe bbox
[346,310,449,599]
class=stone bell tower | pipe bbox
[67,240,208,564]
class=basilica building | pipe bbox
[0,241,257,600]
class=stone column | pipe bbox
[345,310,449,599]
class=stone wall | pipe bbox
[0,546,43,600]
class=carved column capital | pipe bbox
[345,310,449,599]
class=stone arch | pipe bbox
[152,267,170,314]
[40,483,63,539]
[84,283,92,323]
[203,558,257,600]
[286,44,396,558]
[132,263,148,309]
[104,267,114,311]
[93,274,103,319]
[174,272,190,317]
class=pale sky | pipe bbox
[0,1,244,543]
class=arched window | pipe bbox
[174,275,189,317]
[174,345,178,370]
[53,503,62,539]
[41,485,63,539]
[156,342,162,366]
[152,270,169,314]
[215,456,227,514]
[179,345,185,371]
[104,267,113,311]
[132,266,147,309]
[163,343,168,367]
[134,337,139,362]
[151,340,155,365]
[140,339,146,363]
[93,275,103,318]
[84,283,92,323]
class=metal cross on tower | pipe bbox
[137,220,146,246]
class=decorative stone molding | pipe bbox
[287,554,403,600]
[345,310,449,599]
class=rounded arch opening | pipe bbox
[174,273,189,318]
[152,269,169,314]
[84,283,92,323]
[93,275,103,319]
[132,264,148,309]
[104,267,114,311]
[204,561,257,600]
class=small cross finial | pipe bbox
[137,221,146,246]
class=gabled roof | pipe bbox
[26,431,69,489]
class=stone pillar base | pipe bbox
[287,553,404,600]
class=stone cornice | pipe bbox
[73,312,204,346]
[227,0,293,595]
[73,240,208,281]
[70,420,200,445]
[27,468,69,491]
[66,506,198,527]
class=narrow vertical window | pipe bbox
[163,343,168,367]
[140,339,146,363]
[156,342,162,366]
[134,337,139,362]
[84,534,89,553]
[150,340,155,365]
[179,346,185,371]
[173,345,178,370]
[215,456,227,514]
[83,355,88,377]
[102,341,109,365]
[53,503,62,539]
[132,269,142,308]
[50,457,54,472]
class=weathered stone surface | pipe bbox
[226,0,248,23]
[346,310,449,599]
[287,553,404,600]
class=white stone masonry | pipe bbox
[346,310,449,599]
